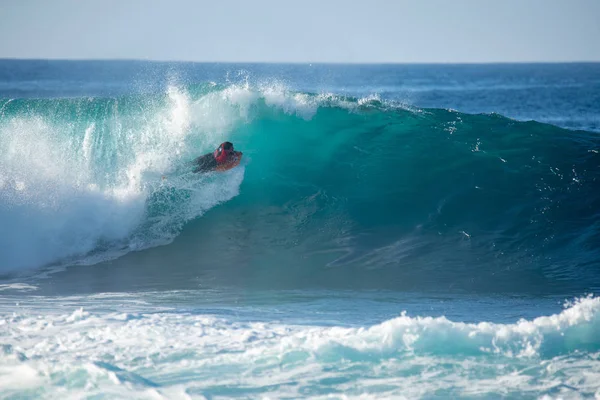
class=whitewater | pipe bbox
[0,61,599,399]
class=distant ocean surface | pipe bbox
[0,60,599,399]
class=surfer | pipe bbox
[192,141,243,173]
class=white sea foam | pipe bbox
[0,295,598,398]
[0,283,38,292]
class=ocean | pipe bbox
[0,60,599,399]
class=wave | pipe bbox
[0,83,599,291]
[1,295,599,398]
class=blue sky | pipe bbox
[1,0,599,62]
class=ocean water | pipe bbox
[0,60,599,399]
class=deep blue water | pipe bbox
[0,61,599,399]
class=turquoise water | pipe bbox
[0,61,599,399]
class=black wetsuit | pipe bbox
[192,153,218,173]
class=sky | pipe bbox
[1,0,599,63]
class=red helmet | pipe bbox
[214,142,234,163]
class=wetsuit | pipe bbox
[192,153,218,173]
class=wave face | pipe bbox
[1,83,599,292]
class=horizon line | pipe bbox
[1,57,600,65]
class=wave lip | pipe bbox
[312,295,600,360]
